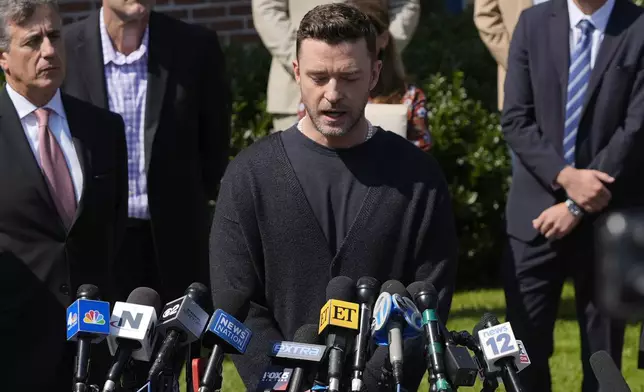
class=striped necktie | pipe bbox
[564,19,595,166]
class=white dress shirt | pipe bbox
[533,0,550,5]
[5,83,84,202]
[567,0,615,69]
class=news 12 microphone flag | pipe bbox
[207,309,252,353]
[67,298,111,341]
[476,321,530,374]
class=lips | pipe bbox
[39,66,59,73]
[321,110,347,120]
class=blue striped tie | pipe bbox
[564,19,595,166]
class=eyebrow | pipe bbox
[23,27,59,40]
[307,69,362,76]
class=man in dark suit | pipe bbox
[62,1,230,314]
[0,0,127,389]
[62,0,231,386]
[502,0,644,390]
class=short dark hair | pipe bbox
[296,3,378,60]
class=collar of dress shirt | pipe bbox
[5,82,66,120]
[99,7,150,66]
[567,0,615,34]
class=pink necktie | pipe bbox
[34,108,77,228]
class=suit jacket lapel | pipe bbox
[144,12,170,173]
[550,0,571,106]
[62,94,92,229]
[76,11,109,109]
[0,87,58,217]
[581,0,628,112]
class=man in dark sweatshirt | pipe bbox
[209,3,458,390]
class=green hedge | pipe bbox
[226,6,509,288]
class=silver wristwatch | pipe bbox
[565,199,584,217]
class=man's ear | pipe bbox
[293,59,301,85]
[0,51,9,75]
[369,59,382,91]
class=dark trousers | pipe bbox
[502,224,625,392]
[89,219,187,391]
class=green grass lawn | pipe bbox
[183,283,644,391]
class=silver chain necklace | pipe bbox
[297,117,376,142]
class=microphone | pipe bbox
[265,324,326,392]
[199,292,253,392]
[319,276,360,392]
[407,281,452,391]
[473,313,525,392]
[66,284,111,392]
[351,276,380,392]
[371,280,423,390]
[590,350,631,392]
[102,287,162,392]
[147,282,211,380]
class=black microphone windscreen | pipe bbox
[380,280,408,297]
[356,277,379,291]
[590,350,631,392]
[326,276,356,302]
[185,282,212,311]
[127,287,163,314]
[356,276,380,304]
[472,312,500,340]
[293,324,321,344]
[407,281,438,308]
[76,284,100,300]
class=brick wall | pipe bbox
[58,0,260,45]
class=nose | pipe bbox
[40,37,56,58]
[324,78,342,103]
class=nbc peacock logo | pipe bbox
[83,310,106,325]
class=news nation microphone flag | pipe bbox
[67,298,111,341]
[200,295,254,392]
[207,309,252,353]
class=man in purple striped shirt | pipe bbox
[63,0,231,388]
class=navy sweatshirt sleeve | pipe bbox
[209,152,285,388]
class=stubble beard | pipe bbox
[304,96,369,138]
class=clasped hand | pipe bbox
[533,167,614,239]
[556,167,614,213]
